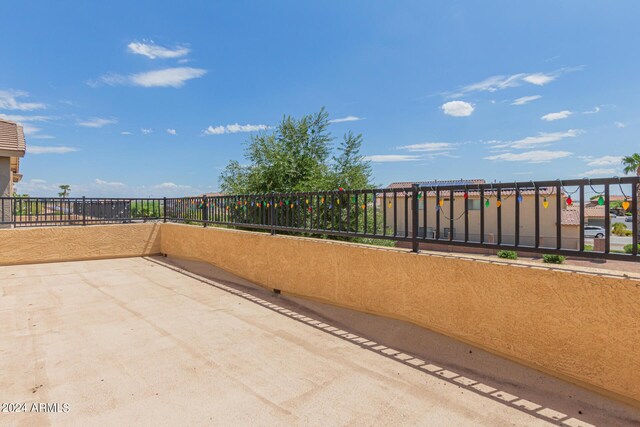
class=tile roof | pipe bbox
[565,205,606,218]
[387,179,485,189]
[561,209,580,226]
[0,119,26,155]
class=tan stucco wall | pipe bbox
[161,223,640,406]
[0,223,161,266]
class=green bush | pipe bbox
[543,254,566,264]
[497,250,518,260]
[624,244,640,254]
[612,222,628,236]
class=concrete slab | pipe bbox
[0,257,559,426]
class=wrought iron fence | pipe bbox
[2,176,638,261]
[0,197,164,226]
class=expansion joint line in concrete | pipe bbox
[142,256,593,427]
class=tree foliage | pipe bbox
[622,153,640,176]
[219,108,372,193]
[58,184,71,198]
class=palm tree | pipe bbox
[622,154,640,244]
[622,153,640,176]
[58,184,71,198]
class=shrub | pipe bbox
[497,250,518,260]
[612,222,628,236]
[624,244,640,254]
[543,254,566,264]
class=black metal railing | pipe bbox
[0,197,165,226]
[2,176,638,261]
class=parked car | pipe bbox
[626,216,633,222]
[584,225,606,238]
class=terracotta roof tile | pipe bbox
[561,209,580,226]
[387,179,485,189]
[0,119,26,155]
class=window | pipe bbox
[468,199,481,210]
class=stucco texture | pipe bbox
[0,223,161,266]
[161,223,640,406]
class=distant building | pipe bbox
[382,179,580,249]
[0,119,26,225]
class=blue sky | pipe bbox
[1,1,638,196]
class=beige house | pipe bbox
[382,180,580,250]
[0,119,26,225]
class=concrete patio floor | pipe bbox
[0,257,636,426]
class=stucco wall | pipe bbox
[161,223,640,406]
[0,223,161,265]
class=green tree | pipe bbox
[622,154,640,236]
[331,131,372,189]
[58,184,71,198]
[219,108,372,193]
[622,153,640,176]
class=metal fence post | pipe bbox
[202,196,208,227]
[82,196,86,226]
[411,184,419,253]
[270,193,276,235]
[163,197,167,223]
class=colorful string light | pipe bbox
[543,197,549,209]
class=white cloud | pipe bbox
[447,67,580,98]
[511,95,542,106]
[17,179,203,198]
[584,155,622,166]
[579,168,618,177]
[499,129,583,149]
[226,123,269,133]
[130,67,206,88]
[28,146,77,154]
[89,67,207,88]
[522,73,555,85]
[0,90,46,111]
[0,114,57,139]
[541,110,572,121]
[203,123,269,135]
[363,155,422,162]
[127,41,190,59]
[167,128,177,135]
[141,128,153,135]
[95,178,125,187]
[615,121,626,128]
[121,131,132,135]
[583,106,600,114]
[21,124,41,135]
[203,125,225,135]
[0,114,52,122]
[484,150,572,163]
[397,142,455,152]
[329,116,364,123]
[441,101,474,117]
[78,117,117,128]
